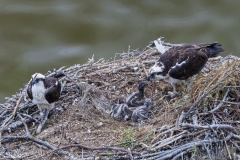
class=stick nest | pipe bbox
[1,40,240,160]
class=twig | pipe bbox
[175,111,185,129]
[17,114,30,135]
[141,62,148,78]
[180,123,237,133]
[172,148,192,160]
[185,68,239,119]
[36,109,50,134]
[224,138,232,159]
[38,144,137,160]
[1,132,80,160]
[151,126,175,143]
[0,94,23,146]
[203,143,213,160]
[62,72,82,91]
[152,130,188,148]
[200,88,230,116]
[134,140,221,160]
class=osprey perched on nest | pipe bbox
[27,73,61,133]
[148,42,224,96]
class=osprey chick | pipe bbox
[131,99,151,122]
[126,82,148,107]
[110,98,132,121]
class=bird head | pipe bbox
[148,61,165,81]
[144,98,151,106]
[30,73,45,86]
[118,97,126,104]
[138,82,148,92]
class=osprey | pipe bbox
[126,82,148,107]
[148,42,224,96]
[27,73,61,132]
[110,98,132,121]
[131,99,151,122]
[27,73,61,111]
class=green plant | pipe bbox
[193,144,198,155]
[148,131,154,140]
[119,129,137,148]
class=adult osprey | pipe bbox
[27,73,61,132]
[126,82,148,107]
[148,42,224,96]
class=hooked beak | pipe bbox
[147,74,155,81]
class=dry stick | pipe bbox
[184,68,239,119]
[203,143,213,160]
[2,114,83,160]
[152,130,204,151]
[180,123,237,133]
[141,62,149,78]
[171,148,192,160]
[134,140,221,160]
[208,100,239,105]
[153,133,186,150]
[199,88,230,116]
[152,130,188,148]
[156,140,221,160]
[175,111,185,130]
[17,114,30,135]
[112,64,138,73]
[191,55,233,103]
[151,126,175,143]
[36,109,50,134]
[0,94,23,146]
[196,55,233,99]
[39,144,136,160]
[224,138,232,159]
[232,142,240,151]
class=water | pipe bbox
[0,0,239,103]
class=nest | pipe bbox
[1,39,240,160]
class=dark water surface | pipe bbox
[0,0,239,103]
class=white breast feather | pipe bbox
[32,81,49,105]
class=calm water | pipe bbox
[0,0,239,103]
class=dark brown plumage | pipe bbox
[43,77,61,103]
[27,73,62,133]
[27,73,61,117]
[148,42,224,94]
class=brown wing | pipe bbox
[44,77,61,103]
[27,82,33,100]
[158,45,194,76]
[168,48,208,80]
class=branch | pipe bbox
[200,88,230,116]
[0,94,23,146]
[185,68,239,119]
[180,123,237,133]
